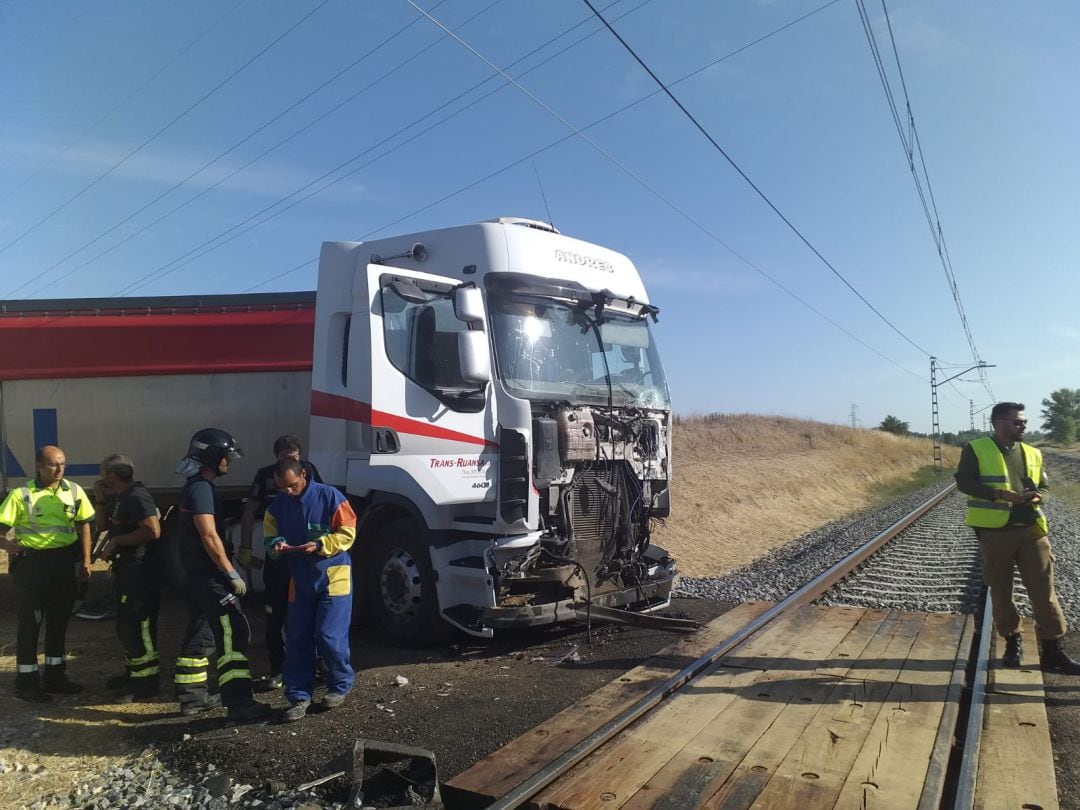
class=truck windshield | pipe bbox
[489,296,670,409]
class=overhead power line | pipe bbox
[0,0,250,210]
[246,0,846,290]
[107,0,655,297]
[855,0,994,403]
[249,0,923,381]
[8,0,463,299]
[580,0,933,360]
[0,0,331,262]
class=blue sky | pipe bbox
[2,1,1077,433]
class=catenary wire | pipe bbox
[856,0,994,402]
[245,0,846,291]
[62,0,812,300]
[0,0,250,210]
[0,0,331,262]
[580,0,934,361]
[8,0,461,300]
[248,0,926,383]
[108,0,652,297]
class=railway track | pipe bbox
[818,489,983,614]
[481,482,1008,810]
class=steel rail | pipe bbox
[952,590,994,810]
[917,607,976,810]
[488,482,958,809]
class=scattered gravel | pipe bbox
[673,480,956,604]
[28,750,349,810]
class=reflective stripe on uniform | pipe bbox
[218,668,251,685]
[13,525,76,538]
[130,665,160,679]
[140,618,157,658]
[127,651,158,666]
[17,664,38,673]
[44,656,64,665]
[218,652,247,668]
[220,615,234,654]
[176,657,209,668]
[966,499,1011,511]
[174,672,208,684]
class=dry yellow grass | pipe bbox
[653,414,960,577]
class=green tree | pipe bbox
[878,415,910,435]
[1040,388,1080,444]
[1057,415,1077,446]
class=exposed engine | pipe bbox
[494,403,673,611]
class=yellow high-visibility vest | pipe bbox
[0,479,94,550]
[965,437,1047,532]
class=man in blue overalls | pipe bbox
[263,457,357,722]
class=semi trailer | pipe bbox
[0,217,675,644]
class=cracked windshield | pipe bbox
[490,296,669,409]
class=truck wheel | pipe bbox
[366,518,453,647]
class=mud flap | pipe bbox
[346,738,442,809]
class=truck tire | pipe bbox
[365,518,454,647]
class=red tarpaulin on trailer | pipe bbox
[0,308,315,381]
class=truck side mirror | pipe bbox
[458,331,491,384]
[453,286,485,326]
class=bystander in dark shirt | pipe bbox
[110,482,160,564]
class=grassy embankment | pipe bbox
[652,414,961,578]
[1042,446,1080,510]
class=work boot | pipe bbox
[14,674,51,705]
[1039,638,1080,675]
[1002,633,1023,668]
[42,665,84,695]
[179,694,222,717]
[283,700,310,723]
[227,699,272,723]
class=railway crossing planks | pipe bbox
[443,601,775,807]
[831,612,969,809]
[453,605,983,809]
[974,619,1059,810]
[534,605,866,810]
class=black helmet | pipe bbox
[184,428,243,468]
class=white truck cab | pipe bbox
[310,218,675,644]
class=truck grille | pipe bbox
[569,465,616,586]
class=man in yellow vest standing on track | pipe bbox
[0,445,95,702]
[955,401,1080,674]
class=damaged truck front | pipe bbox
[309,218,675,645]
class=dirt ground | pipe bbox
[0,580,732,808]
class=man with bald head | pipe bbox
[0,446,95,702]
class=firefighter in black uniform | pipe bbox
[97,453,163,702]
[172,428,270,721]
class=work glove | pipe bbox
[227,569,248,596]
[237,547,253,571]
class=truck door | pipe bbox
[355,265,497,511]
